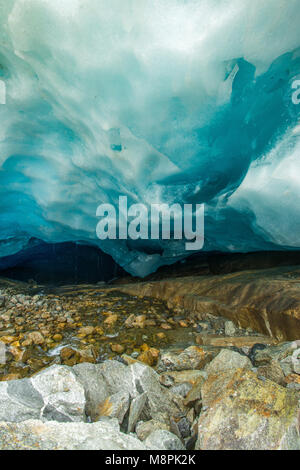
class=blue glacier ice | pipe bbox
[0,0,300,277]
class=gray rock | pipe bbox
[99,360,136,396]
[129,362,185,420]
[95,391,130,425]
[145,430,185,450]
[170,382,192,398]
[254,342,298,367]
[136,419,170,441]
[205,349,252,376]
[31,365,86,422]
[73,363,109,420]
[0,380,43,422]
[0,419,147,450]
[128,393,147,433]
[224,320,237,336]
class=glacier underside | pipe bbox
[0,0,300,277]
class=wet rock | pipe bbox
[127,393,147,433]
[197,369,300,450]
[78,326,95,337]
[95,391,130,425]
[157,346,216,372]
[110,344,125,354]
[73,363,109,421]
[205,349,252,376]
[0,419,147,450]
[31,365,86,422]
[144,430,185,450]
[0,297,5,308]
[26,331,45,346]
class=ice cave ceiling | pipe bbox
[0,0,300,277]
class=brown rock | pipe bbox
[26,332,45,345]
[110,344,125,354]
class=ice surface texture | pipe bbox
[0,0,300,276]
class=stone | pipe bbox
[78,326,95,337]
[157,346,216,372]
[31,365,86,422]
[129,362,185,419]
[110,344,125,354]
[136,419,170,441]
[0,419,147,450]
[205,349,252,376]
[26,331,45,345]
[257,360,285,385]
[127,393,147,433]
[0,297,5,308]
[196,335,275,348]
[95,391,130,425]
[197,369,300,450]
[170,382,192,398]
[183,377,206,408]
[0,379,44,422]
[224,320,237,336]
[160,370,207,386]
[104,315,118,327]
[253,342,298,367]
[144,430,185,450]
[73,363,109,421]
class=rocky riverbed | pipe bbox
[0,274,299,450]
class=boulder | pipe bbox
[0,419,147,450]
[144,430,185,450]
[257,360,285,385]
[0,379,44,422]
[127,393,147,433]
[197,369,300,450]
[95,391,130,425]
[136,419,170,441]
[205,349,252,376]
[31,365,86,422]
[73,363,109,420]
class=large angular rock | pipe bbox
[197,369,300,450]
[128,393,147,433]
[31,365,86,422]
[95,391,130,425]
[144,430,185,450]
[73,363,109,420]
[0,419,148,450]
[157,346,217,372]
[205,349,252,376]
[0,379,44,422]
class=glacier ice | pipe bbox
[0,0,300,277]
